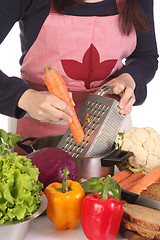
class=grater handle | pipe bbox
[97,85,124,99]
[97,85,113,96]
[100,149,133,167]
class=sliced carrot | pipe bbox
[129,167,160,194]
[44,66,84,144]
[112,170,132,183]
[120,172,144,190]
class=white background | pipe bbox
[0,1,160,133]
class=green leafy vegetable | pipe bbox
[0,152,43,224]
[0,129,21,155]
[117,158,142,173]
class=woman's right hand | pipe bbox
[18,89,73,123]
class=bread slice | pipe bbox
[141,182,160,201]
[123,203,160,231]
[122,217,160,240]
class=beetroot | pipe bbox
[27,147,77,188]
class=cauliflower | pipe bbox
[118,127,160,174]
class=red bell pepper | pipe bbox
[81,175,124,240]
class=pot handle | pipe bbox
[101,149,133,167]
[17,137,37,154]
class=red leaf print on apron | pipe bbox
[62,44,117,89]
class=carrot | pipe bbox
[129,167,160,194]
[126,179,142,191]
[112,170,132,183]
[44,66,84,144]
[120,172,144,190]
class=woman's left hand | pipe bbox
[102,73,136,115]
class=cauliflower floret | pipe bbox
[120,127,160,174]
[128,145,148,168]
[145,155,160,173]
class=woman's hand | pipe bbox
[102,73,136,115]
[18,89,73,123]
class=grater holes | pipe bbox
[90,107,95,113]
[65,135,73,143]
[85,135,90,141]
[64,141,71,147]
[84,126,92,136]
[86,129,93,136]
[75,145,82,152]
[72,152,78,158]
[97,115,101,121]
[90,102,96,107]
[100,110,105,116]
[93,114,101,122]
[61,147,65,151]
[91,125,98,131]
[84,127,89,135]
[79,146,85,153]
[102,104,107,109]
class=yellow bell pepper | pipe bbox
[44,169,85,230]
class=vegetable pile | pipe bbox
[117,127,160,174]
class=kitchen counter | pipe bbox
[25,215,127,240]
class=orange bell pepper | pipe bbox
[44,169,85,230]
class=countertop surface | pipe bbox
[24,215,127,240]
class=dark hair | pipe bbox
[119,0,150,35]
[51,0,150,35]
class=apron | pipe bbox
[15,0,136,153]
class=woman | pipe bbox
[0,0,158,148]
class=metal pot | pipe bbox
[17,135,133,180]
[0,192,47,240]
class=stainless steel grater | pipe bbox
[57,86,126,159]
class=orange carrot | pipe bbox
[120,172,144,190]
[126,179,142,191]
[112,170,132,183]
[44,66,84,144]
[129,167,160,194]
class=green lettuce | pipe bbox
[0,129,21,155]
[0,152,43,224]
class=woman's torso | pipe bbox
[15,0,136,148]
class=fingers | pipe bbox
[41,106,73,124]
[110,83,125,96]
[69,92,75,106]
[102,73,136,115]
[119,88,136,115]
[103,84,135,115]
[20,90,74,124]
[51,101,73,124]
[51,97,73,117]
[39,94,73,123]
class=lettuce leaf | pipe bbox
[0,129,21,155]
[0,153,43,224]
